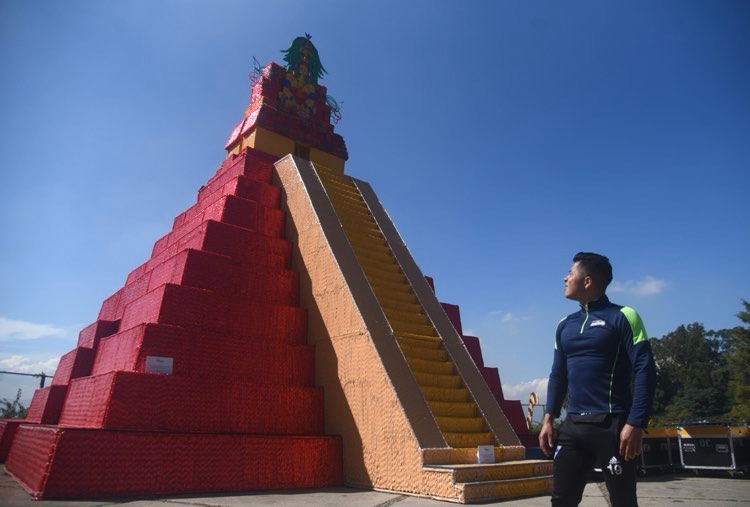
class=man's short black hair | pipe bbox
[573,252,613,289]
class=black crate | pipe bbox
[678,425,749,472]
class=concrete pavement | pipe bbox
[1,467,748,506]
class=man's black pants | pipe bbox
[551,413,638,507]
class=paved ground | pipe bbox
[1,468,747,506]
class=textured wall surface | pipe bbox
[275,156,464,499]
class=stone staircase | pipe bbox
[312,161,552,502]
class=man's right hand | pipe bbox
[538,414,556,457]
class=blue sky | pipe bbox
[1,1,748,410]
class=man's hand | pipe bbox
[619,423,643,461]
[539,414,556,457]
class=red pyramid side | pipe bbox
[4,147,342,499]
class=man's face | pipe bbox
[564,262,588,301]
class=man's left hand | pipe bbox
[619,423,643,461]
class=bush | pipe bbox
[1,389,27,419]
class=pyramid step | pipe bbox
[196,174,281,211]
[397,334,442,349]
[318,170,355,188]
[425,460,553,483]
[343,218,384,236]
[366,273,412,293]
[170,194,285,243]
[371,280,418,299]
[119,283,307,343]
[347,231,388,249]
[422,446,527,465]
[354,247,399,269]
[315,165,351,185]
[391,320,436,338]
[381,299,424,315]
[4,425,342,500]
[60,371,324,434]
[0,420,21,462]
[420,385,470,402]
[143,220,292,280]
[202,149,276,192]
[329,191,369,210]
[24,386,67,425]
[428,400,477,417]
[414,371,463,389]
[51,347,94,386]
[407,356,455,375]
[434,415,487,433]
[367,270,408,288]
[119,249,300,321]
[461,475,554,503]
[333,203,373,223]
[339,214,379,231]
[383,307,430,327]
[92,323,313,380]
[444,431,496,448]
[399,342,448,362]
[363,262,408,284]
[76,319,120,349]
[323,179,361,198]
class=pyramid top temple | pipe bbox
[225,35,348,169]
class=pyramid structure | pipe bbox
[1,37,551,502]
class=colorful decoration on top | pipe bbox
[278,34,342,124]
[225,35,347,160]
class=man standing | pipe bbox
[539,252,656,507]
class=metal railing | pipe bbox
[0,370,50,389]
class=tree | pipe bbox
[0,389,27,419]
[649,323,729,423]
[718,300,750,422]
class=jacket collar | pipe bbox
[580,294,610,312]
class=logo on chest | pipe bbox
[590,319,607,327]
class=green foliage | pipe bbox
[649,300,749,425]
[721,300,750,422]
[1,389,27,419]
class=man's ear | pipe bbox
[583,276,594,290]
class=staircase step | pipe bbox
[428,400,477,417]
[414,371,463,389]
[425,459,552,482]
[400,342,448,362]
[406,356,454,375]
[462,475,554,503]
[422,446,527,465]
[372,285,420,305]
[444,431,496,448]
[391,320,437,338]
[420,385,470,402]
[434,415,487,433]
[397,334,442,349]
[5,425,342,499]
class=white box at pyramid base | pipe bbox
[477,445,495,464]
[145,356,174,375]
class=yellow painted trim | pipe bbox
[226,126,346,173]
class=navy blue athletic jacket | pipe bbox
[546,295,656,428]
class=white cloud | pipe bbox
[0,316,67,342]
[502,378,549,404]
[609,276,669,296]
[0,355,60,374]
[486,310,531,325]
